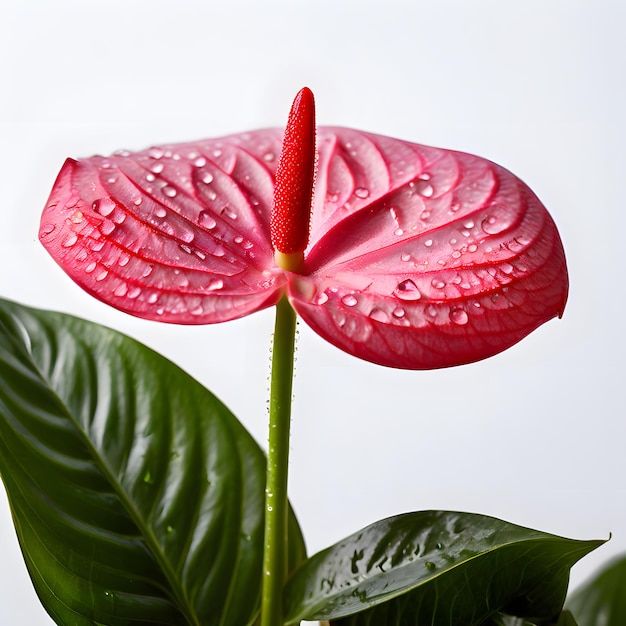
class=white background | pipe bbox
[1,1,624,624]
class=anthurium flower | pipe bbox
[40,88,567,369]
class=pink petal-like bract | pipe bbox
[40,125,567,369]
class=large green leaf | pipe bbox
[0,297,305,626]
[565,553,626,625]
[482,609,579,625]
[284,511,602,625]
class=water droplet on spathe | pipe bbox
[354,187,369,199]
[424,239,433,247]
[395,279,421,301]
[93,198,115,217]
[180,229,195,243]
[41,223,55,235]
[369,308,389,323]
[155,207,167,218]
[341,294,358,307]
[198,210,217,229]
[481,215,507,235]
[149,147,164,159]
[392,306,405,318]
[417,182,434,197]
[85,261,97,273]
[100,221,115,235]
[114,283,128,297]
[62,233,78,247]
[163,185,177,198]
[221,207,237,220]
[194,156,207,167]
[431,279,445,289]
[450,308,469,325]
[314,292,329,305]
[208,278,224,291]
[151,162,164,174]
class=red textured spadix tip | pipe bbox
[270,87,316,261]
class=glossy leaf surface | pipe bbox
[40,128,568,369]
[0,297,305,625]
[565,553,626,625]
[283,511,601,625]
[481,610,578,626]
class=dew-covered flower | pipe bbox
[40,88,567,369]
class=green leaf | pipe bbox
[283,511,602,625]
[0,297,305,626]
[565,553,626,625]
[481,609,579,625]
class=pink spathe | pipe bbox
[40,125,567,369]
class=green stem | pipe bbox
[261,295,297,626]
